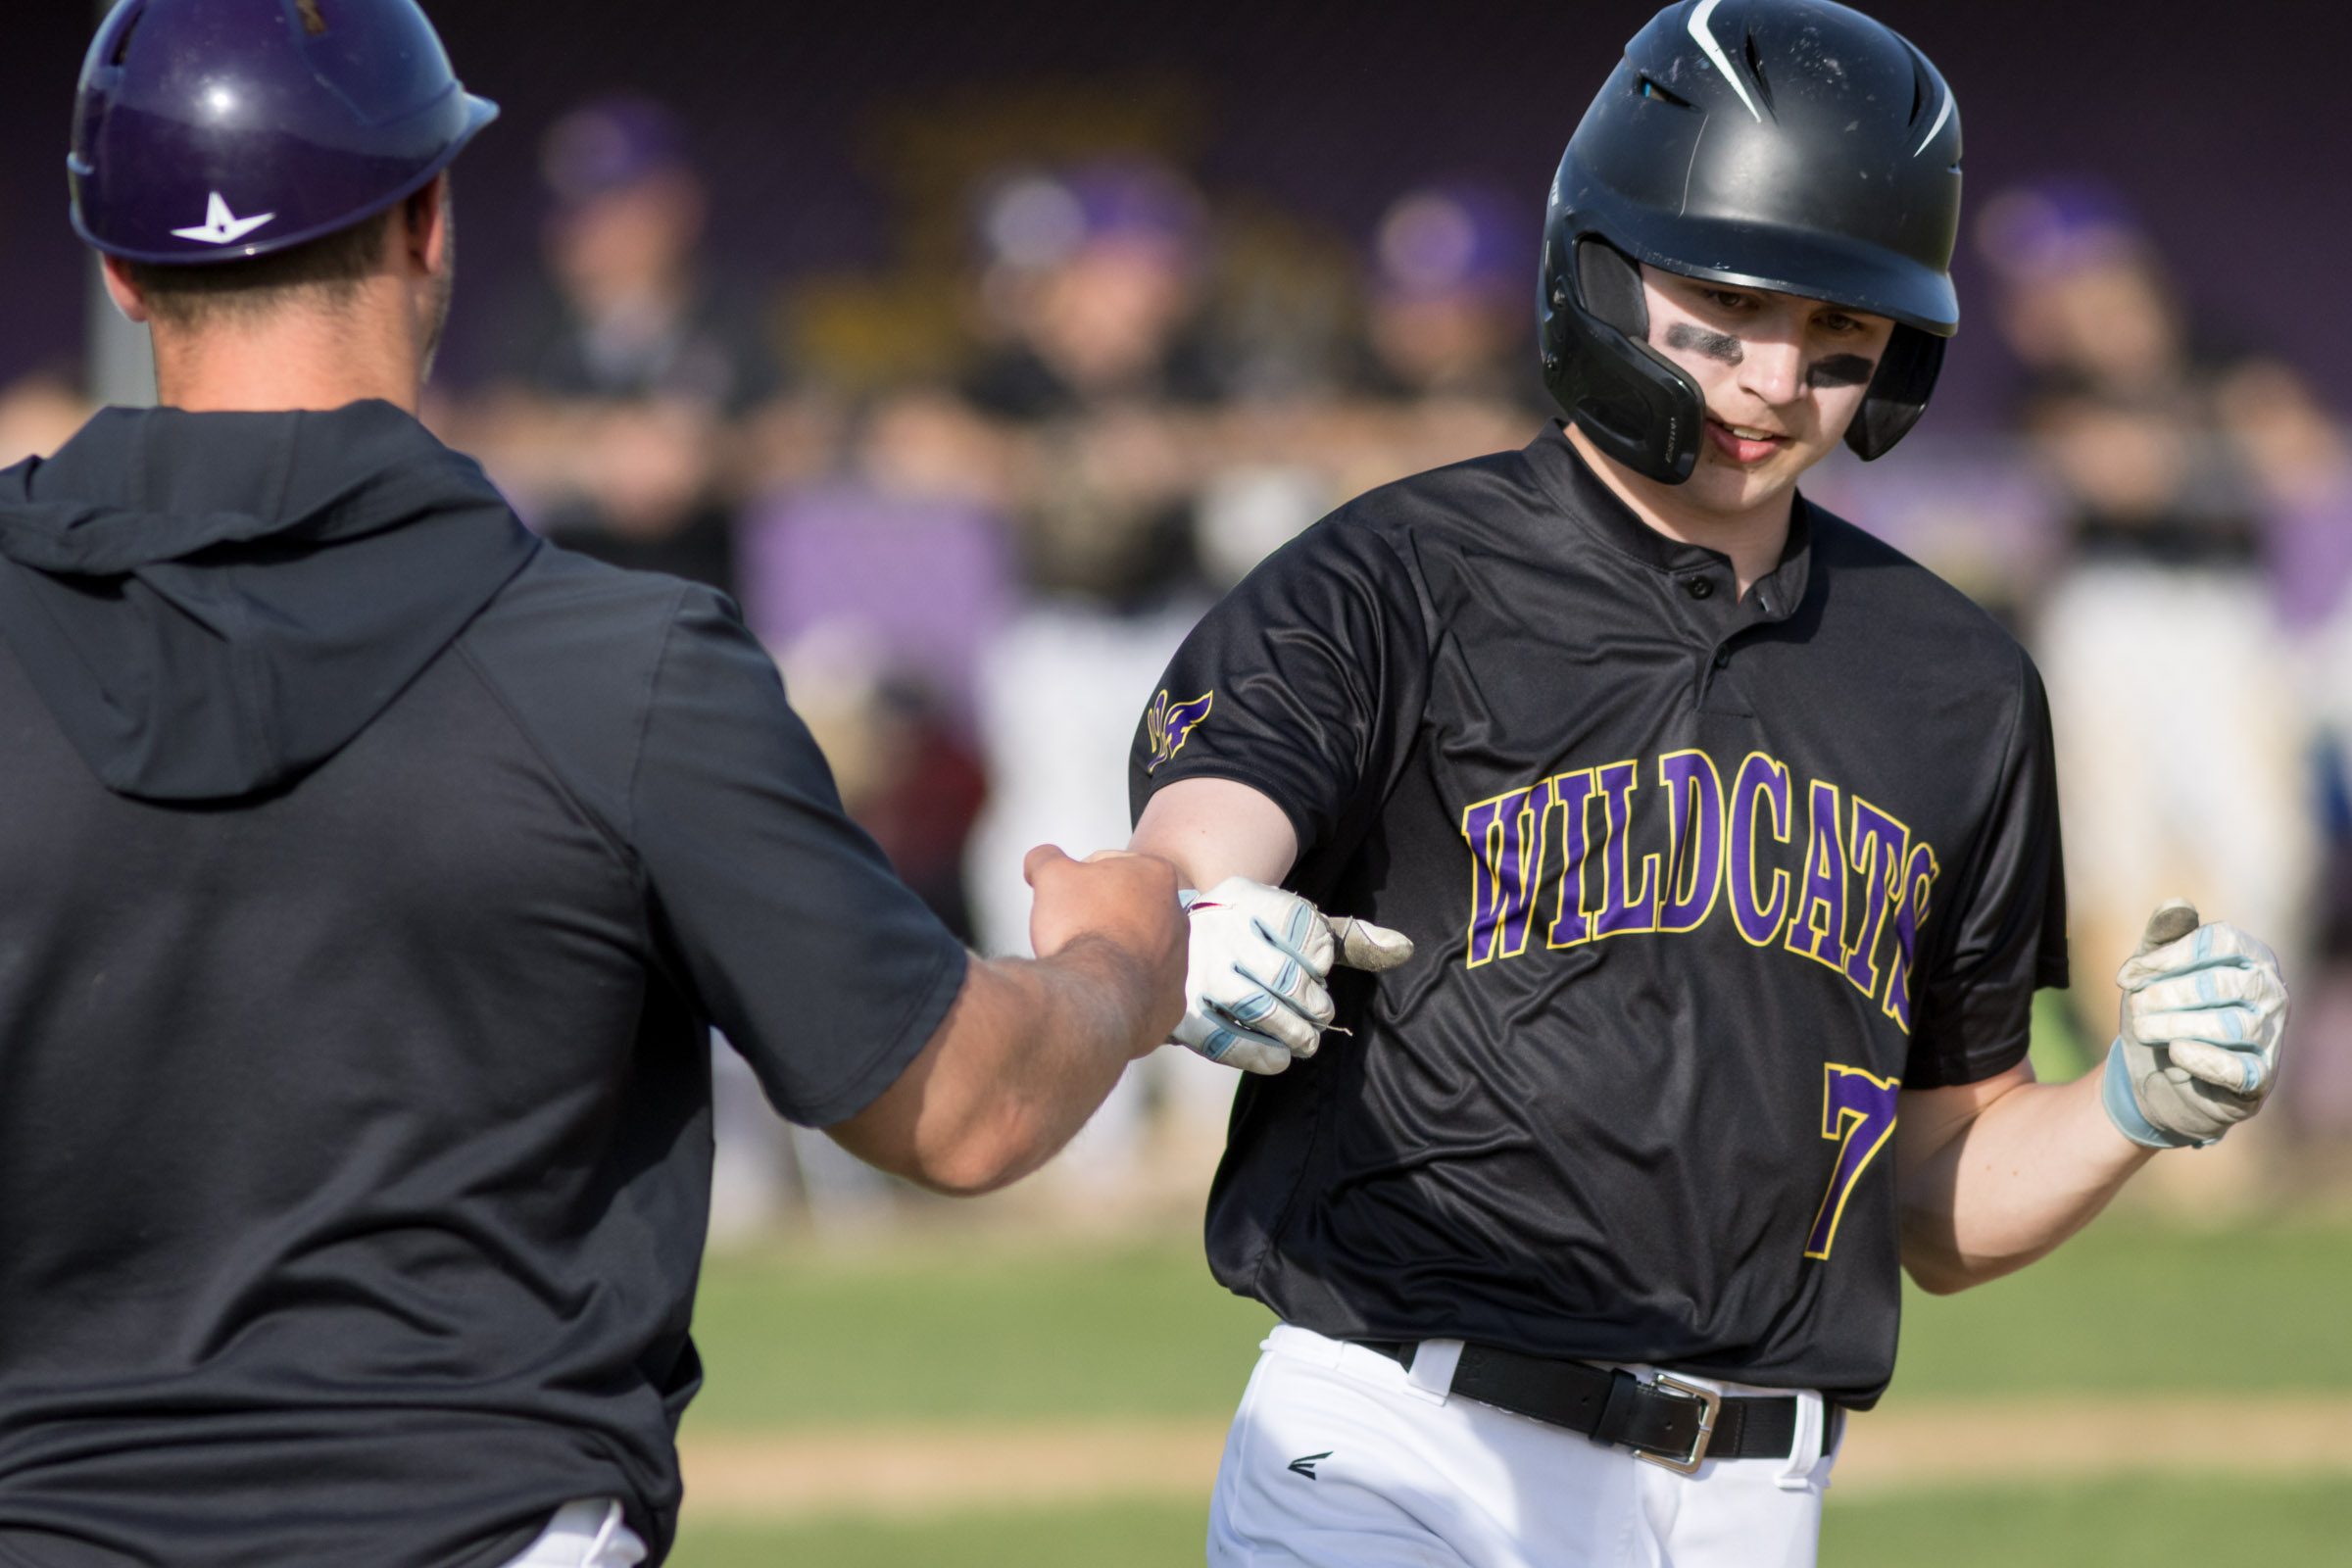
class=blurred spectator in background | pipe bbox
[1356,183,1542,411]
[1328,182,1545,487]
[465,96,785,596]
[964,155,1228,961]
[727,400,1005,1230]
[956,173,1577,1207]
[962,156,1220,604]
[2232,364,2352,637]
[1193,184,1548,603]
[958,157,1234,1205]
[452,95,807,1242]
[2224,358,2352,1136]
[1983,181,2319,1150]
[738,392,1012,940]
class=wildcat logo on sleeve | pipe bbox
[1146,690,1216,773]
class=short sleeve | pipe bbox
[631,594,969,1127]
[1904,649,2070,1089]
[1129,517,1429,865]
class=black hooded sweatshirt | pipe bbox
[0,402,966,1566]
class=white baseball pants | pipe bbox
[1209,1326,1838,1568]
[497,1499,647,1567]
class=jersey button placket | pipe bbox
[1685,576,1715,601]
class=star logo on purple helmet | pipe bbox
[172,192,276,247]
[1146,689,1214,773]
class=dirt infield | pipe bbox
[676,1396,2352,1520]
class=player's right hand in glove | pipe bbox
[1174,877,1414,1074]
[2101,898,2290,1150]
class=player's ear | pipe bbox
[99,254,153,326]
[404,174,454,279]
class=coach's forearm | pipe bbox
[1897,1067,2156,1295]
[833,943,1171,1198]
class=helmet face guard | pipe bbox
[1544,233,1705,483]
[70,0,498,268]
[1539,0,1964,481]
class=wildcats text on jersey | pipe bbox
[1460,749,1941,1032]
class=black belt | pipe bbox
[1355,1341,1835,1473]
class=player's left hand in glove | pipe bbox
[2101,898,2290,1150]
[1174,877,1413,1075]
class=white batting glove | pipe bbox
[2101,899,2290,1150]
[1174,877,1414,1074]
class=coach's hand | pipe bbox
[1026,847,1190,1051]
[1173,877,1413,1075]
[2101,899,2290,1150]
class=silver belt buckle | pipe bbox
[1638,1373,1722,1475]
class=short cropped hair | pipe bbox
[123,206,397,331]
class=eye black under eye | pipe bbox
[1807,354,1877,389]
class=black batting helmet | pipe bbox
[1541,0,1963,483]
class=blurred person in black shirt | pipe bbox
[1988,181,2256,564]
[958,157,1238,1204]
[1191,185,1551,594]
[1310,182,1549,501]
[468,96,782,596]
[457,96,807,1239]
[962,156,1222,608]
[1355,183,1544,412]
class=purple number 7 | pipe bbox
[1805,1064,1901,1260]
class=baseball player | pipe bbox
[1126,4,2292,1565]
[0,3,1184,1564]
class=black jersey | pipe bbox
[0,404,968,1564]
[1131,424,2066,1406]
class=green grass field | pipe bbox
[682,1242,1271,1431]
[671,1502,1209,1568]
[682,1214,2352,1432]
[668,1478,2352,1567]
[1888,1213,2352,1400]
[1821,1476,2352,1565]
[670,1215,2352,1564]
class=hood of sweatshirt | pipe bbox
[0,400,539,803]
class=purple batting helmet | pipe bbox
[1374,184,1529,304]
[977,157,1205,273]
[69,0,498,267]
[542,96,693,211]
[1973,178,2147,286]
